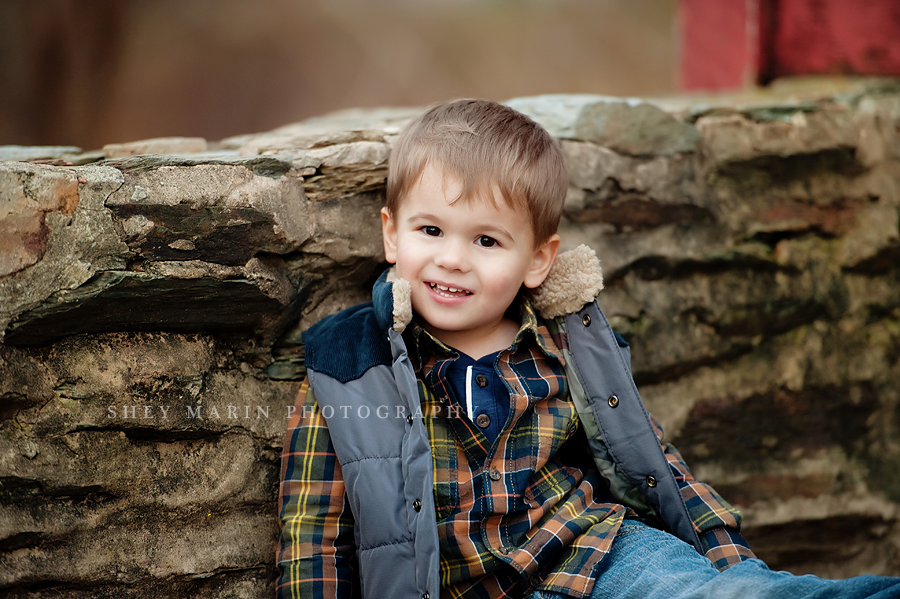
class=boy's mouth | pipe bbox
[429,282,472,298]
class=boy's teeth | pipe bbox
[430,282,468,295]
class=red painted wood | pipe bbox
[767,0,900,80]
[678,0,758,91]
[678,0,900,91]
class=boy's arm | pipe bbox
[277,379,359,598]
[649,415,758,571]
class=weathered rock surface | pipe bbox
[507,94,700,156]
[2,78,900,596]
[102,137,209,159]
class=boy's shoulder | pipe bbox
[303,268,400,382]
[303,300,392,384]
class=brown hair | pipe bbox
[385,99,568,245]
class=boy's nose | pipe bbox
[433,240,469,271]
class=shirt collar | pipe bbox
[406,294,564,372]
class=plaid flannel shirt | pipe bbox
[278,299,754,599]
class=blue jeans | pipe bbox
[530,520,900,599]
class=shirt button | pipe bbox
[475,374,489,387]
[489,468,501,481]
[646,475,658,487]
[608,395,619,408]
[499,546,510,554]
[413,499,422,512]
[476,413,491,428]
[567,421,578,435]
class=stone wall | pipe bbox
[2,78,900,597]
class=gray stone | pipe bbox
[104,160,311,263]
[3,269,288,346]
[0,164,130,340]
[0,162,81,277]
[220,106,421,154]
[0,157,315,347]
[103,137,208,158]
[0,145,83,162]
[507,94,700,156]
[0,330,297,595]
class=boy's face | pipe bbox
[382,163,559,355]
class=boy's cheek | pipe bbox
[389,254,412,283]
[395,246,419,270]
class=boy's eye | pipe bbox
[477,236,497,248]
[423,226,441,237]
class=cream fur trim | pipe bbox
[385,244,602,332]
[529,244,604,319]
[386,268,413,333]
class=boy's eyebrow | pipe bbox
[407,211,515,240]
[477,223,515,240]
[407,211,439,222]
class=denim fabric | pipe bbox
[530,520,900,599]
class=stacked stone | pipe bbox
[1,80,899,597]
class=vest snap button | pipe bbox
[422,593,430,599]
[406,414,413,425]
[582,314,591,327]
[608,395,619,408]
[646,475,657,487]
[413,499,422,512]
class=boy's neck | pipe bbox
[424,316,521,360]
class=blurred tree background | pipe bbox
[0,0,676,150]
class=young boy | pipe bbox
[277,99,900,599]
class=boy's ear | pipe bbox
[381,207,398,264]
[523,233,560,289]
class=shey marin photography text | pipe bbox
[106,403,457,421]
